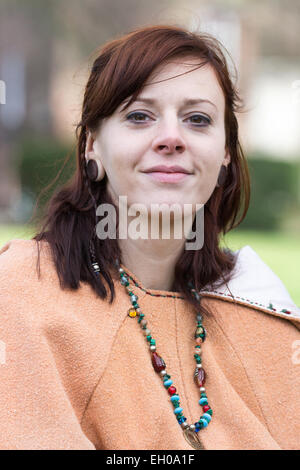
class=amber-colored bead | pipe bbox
[151,352,166,372]
[128,308,137,317]
[196,337,203,345]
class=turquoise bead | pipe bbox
[202,413,212,423]
[170,395,180,403]
[199,397,208,406]
[163,379,173,388]
[130,294,138,302]
[199,418,208,428]
[174,407,183,415]
[177,416,186,424]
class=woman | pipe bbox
[0,25,299,450]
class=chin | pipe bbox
[143,197,185,207]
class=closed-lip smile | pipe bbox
[142,165,193,183]
[143,165,192,174]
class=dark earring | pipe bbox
[217,165,227,187]
[86,158,105,182]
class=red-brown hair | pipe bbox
[33,24,250,312]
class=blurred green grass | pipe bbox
[0,224,299,306]
[0,224,35,247]
[222,230,299,307]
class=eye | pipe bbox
[126,111,151,123]
[186,114,211,127]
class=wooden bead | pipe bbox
[194,367,206,387]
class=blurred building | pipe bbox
[0,0,299,222]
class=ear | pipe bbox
[85,131,99,161]
[84,131,106,182]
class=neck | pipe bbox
[118,237,186,291]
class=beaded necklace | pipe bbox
[91,256,213,449]
[116,262,213,451]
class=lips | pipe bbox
[142,165,192,183]
[143,165,192,174]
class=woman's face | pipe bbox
[88,57,230,210]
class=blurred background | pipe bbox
[0,0,299,304]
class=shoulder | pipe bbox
[0,238,74,328]
[202,245,300,322]
[0,237,44,263]
[0,237,125,360]
[0,238,61,331]
[0,238,55,285]
[0,238,125,326]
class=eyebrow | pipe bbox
[121,96,218,111]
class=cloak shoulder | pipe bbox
[201,245,300,322]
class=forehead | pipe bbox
[140,57,225,108]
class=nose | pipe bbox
[152,126,186,155]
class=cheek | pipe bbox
[195,142,224,177]
[192,141,225,202]
[102,149,138,200]
[101,145,134,176]
[197,128,225,165]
